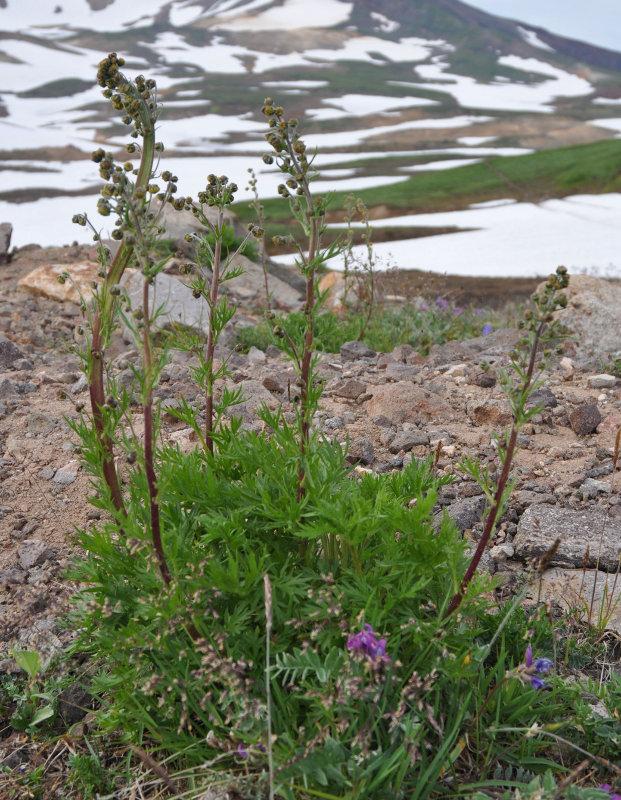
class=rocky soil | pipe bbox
[0,240,621,672]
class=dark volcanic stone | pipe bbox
[474,371,496,388]
[0,333,23,368]
[346,438,374,465]
[389,430,429,453]
[445,496,487,531]
[569,403,601,436]
[340,341,376,361]
[58,683,92,724]
[528,388,558,409]
[336,379,367,399]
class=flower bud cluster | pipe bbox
[97,53,159,138]
[528,265,570,332]
[261,97,311,194]
[171,174,238,220]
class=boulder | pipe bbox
[544,274,621,356]
[318,270,370,313]
[223,255,302,310]
[121,270,211,338]
[340,340,376,361]
[18,262,103,303]
[514,504,621,571]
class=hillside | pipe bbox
[1,0,621,260]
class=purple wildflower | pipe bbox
[599,785,621,800]
[522,644,553,690]
[482,323,493,335]
[474,308,484,317]
[346,623,390,662]
[436,295,450,312]
[453,306,463,316]
[237,743,248,759]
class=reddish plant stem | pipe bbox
[88,123,155,516]
[286,140,321,505]
[296,215,318,504]
[142,278,171,585]
[444,322,544,617]
[204,209,224,456]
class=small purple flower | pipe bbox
[474,308,484,317]
[599,785,621,800]
[237,743,248,759]
[522,644,553,690]
[482,323,493,335]
[346,623,390,662]
[436,295,450,312]
[452,306,463,316]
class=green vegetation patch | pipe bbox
[18,78,92,98]
[233,139,621,239]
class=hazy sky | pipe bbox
[464,0,620,52]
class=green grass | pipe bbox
[17,78,92,98]
[233,138,621,236]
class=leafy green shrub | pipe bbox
[57,56,619,800]
[237,300,498,356]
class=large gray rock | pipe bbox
[514,504,621,571]
[224,255,302,310]
[340,340,377,361]
[547,274,621,356]
[121,270,211,338]
[0,222,11,264]
[156,200,246,247]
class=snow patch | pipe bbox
[414,55,591,113]
[212,0,353,30]
[590,117,621,134]
[370,11,400,33]
[517,26,554,52]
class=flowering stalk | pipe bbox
[84,54,159,515]
[176,176,259,454]
[261,100,341,504]
[445,267,569,617]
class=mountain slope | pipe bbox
[1,0,621,251]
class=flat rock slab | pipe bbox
[514,504,621,571]
[18,262,102,303]
[122,270,211,337]
[225,255,302,310]
[528,568,621,635]
[367,382,455,425]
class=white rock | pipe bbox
[53,460,80,485]
[588,374,617,389]
[444,363,468,378]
